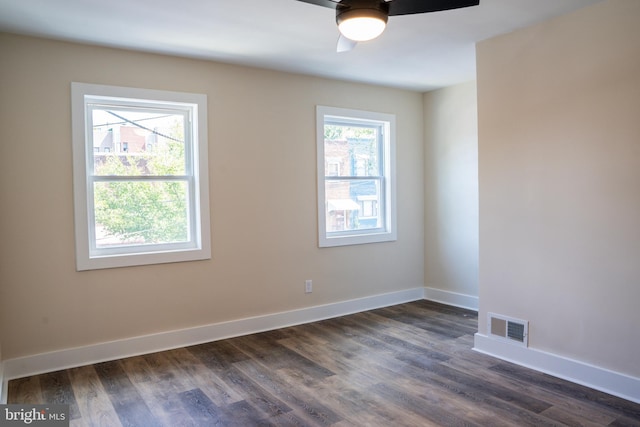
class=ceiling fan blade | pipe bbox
[388,0,479,16]
[295,0,341,10]
[337,34,358,52]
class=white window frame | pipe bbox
[316,106,396,247]
[71,82,211,270]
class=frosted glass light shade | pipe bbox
[338,16,386,42]
[336,8,388,42]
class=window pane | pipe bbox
[92,108,186,176]
[93,180,188,248]
[325,179,381,232]
[324,124,379,177]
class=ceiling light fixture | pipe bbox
[336,4,389,42]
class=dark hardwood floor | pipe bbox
[8,300,640,426]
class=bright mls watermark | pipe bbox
[0,405,69,426]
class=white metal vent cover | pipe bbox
[488,313,529,347]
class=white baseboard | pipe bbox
[473,333,640,404]
[3,287,425,383]
[0,361,6,404]
[424,287,478,311]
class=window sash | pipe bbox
[87,104,192,177]
[85,100,198,255]
[87,176,197,257]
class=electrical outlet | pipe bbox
[305,280,312,293]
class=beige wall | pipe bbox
[424,82,479,298]
[477,0,640,377]
[0,34,425,360]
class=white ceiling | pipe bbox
[0,0,603,91]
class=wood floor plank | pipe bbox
[396,375,516,427]
[387,353,565,426]
[299,323,410,386]
[8,301,640,426]
[276,334,385,389]
[280,366,443,427]
[490,362,640,420]
[161,347,245,407]
[232,358,343,425]
[68,365,122,427]
[443,356,620,425]
[258,410,314,426]
[216,365,294,419]
[371,381,482,426]
[186,339,248,372]
[94,360,162,426]
[400,352,553,413]
[539,405,611,427]
[177,388,226,425]
[331,314,452,362]
[229,332,335,382]
[119,355,154,385]
[610,415,640,426]
[38,370,81,420]
[7,375,43,404]
[127,351,205,426]
[373,305,471,339]
[133,375,198,427]
[140,351,192,393]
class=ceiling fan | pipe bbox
[296,0,480,52]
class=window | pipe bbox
[71,83,210,270]
[316,106,396,247]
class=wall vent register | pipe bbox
[488,312,529,347]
